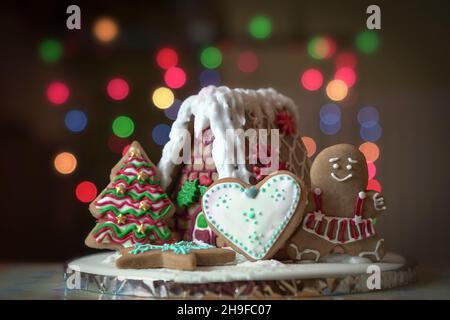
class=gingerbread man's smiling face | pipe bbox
[310,144,368,192]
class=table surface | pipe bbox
[0,263,449,299]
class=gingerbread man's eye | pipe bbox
[332,163,339,169]
[346,164,352,170]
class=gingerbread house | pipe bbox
[158,86,310,245]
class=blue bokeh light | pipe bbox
[320,119,341,135]
[320,103,341,125]
[358,106,379,128]
[65,109,87,133]
[199,69,221,87]
[360,123,382,141]
[152,123,171,146]
[164,99,182,120]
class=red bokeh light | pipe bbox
[367,179,382,192]
[237,51,259,73]
[335,67,357,88]
[164,67,186,89]
[335,51,357,69]
[156,47,178,69]
[46,81,70,105]
[108,135,130,154]
[75,181,98,203]
[122,144,131,156]
[367,161,377,180]
[301,69,323,91]
[107,78,129,101]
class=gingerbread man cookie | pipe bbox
[286,144,387,262]
[116,241,236,270]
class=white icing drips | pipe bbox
[157,86,306,189]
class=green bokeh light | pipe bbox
[200,47,222,69]
[112,116,135,138]
[307,37,321,59]
[249,15,272,39]
[39,38,63,63]
[355,31,380,54]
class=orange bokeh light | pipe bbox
[54,152,77,174]
[301,136,317,157]
[93,17,119,43]
[326,79,348,101]
[359,142,380,162]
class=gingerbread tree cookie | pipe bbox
[85,141,176,251]
[286,144,387,262]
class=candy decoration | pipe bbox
[275,111,297,135]
[85,141,176,251]
[176,179,200,208]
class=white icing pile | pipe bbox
[158,86,303,189]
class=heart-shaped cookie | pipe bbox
[202,171,308,260]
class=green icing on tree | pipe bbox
[196,212,208,229]
[199,185,208,196]
[177,178,200,207]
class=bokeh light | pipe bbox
[112,116,135,138]
[334,67,357,88]
[358,106,379,128]
[248,15,272,39]
[335,51,357,69]
[307,36,336,60]
[199,69,221,87]
[39,38,62,63]
[152,87,175,109]
[46,81,70,105]
[54,152,77,175]
[65,109,87,133]
[360,123,382,142]
[75,181,98,203]
[108,135,130,154]
[107,78,129,101]
[164,67,186,89]
[326,79,348,101]
[320,103,341,125]
[122,144,131,156]
[367,161,377,180]
[200,46,222,69]
[359,142,380,162]
[301,136,317,157]
[237,51,259,73]
[301,68,323,91]
[164,99,182,120]
[156,47,178,69]
[355,30,380,54]
[93,17,119,43]
[152,124,171,146]
[320,121,341,135]
[367,179,382,192]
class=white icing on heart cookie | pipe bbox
[202,173,302,260]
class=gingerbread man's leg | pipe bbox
[343,236,386,262]
[286,229,336,262]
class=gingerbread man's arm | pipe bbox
[363,190,387,219]
[305,191,316,213]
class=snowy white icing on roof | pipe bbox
[157,86,303,189]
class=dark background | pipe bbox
[1,0,449,264]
